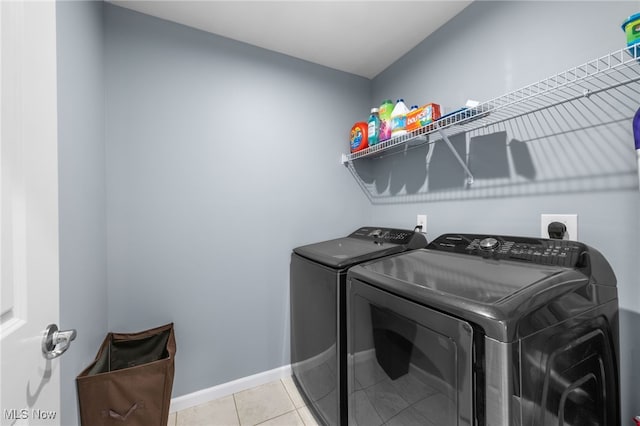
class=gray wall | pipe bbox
[368,1,640,420]
[56,1,108,425]
[103,4,371,398]
[55,1,640,422]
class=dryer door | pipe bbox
[347,278,475,426]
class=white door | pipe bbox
[0,1,64,424]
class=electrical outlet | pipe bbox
[541,214,578,240]
[417,215,427,234]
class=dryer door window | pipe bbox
[347,278,474,426]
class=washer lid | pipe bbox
[348,245,616,342]
[293,227,425,269]
[354,249,571,304]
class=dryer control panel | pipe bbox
[428,233,585,267]
[349,227,426,248]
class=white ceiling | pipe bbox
[108,1,473,79]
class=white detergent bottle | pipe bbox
[391,99,409,137]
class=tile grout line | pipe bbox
[276,379,301,425]
[280,378,314,426]
[237,379,295,426]
[279,378,306,425]
[232,392,242,426]
[280,378,296,406]
[253,408,300,426]
[296,407,310,426]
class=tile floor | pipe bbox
[167,377,320,426]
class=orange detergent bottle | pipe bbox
[350,122,368,153]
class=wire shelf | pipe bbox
[341,45,640,170]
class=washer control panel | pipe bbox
[428,233,585,267]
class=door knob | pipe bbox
[41,324,76,359]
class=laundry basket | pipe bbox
[76,323,176,426]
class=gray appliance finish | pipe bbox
[347,233,620,426]
[290,227,427,426]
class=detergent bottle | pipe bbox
[368,108,381,146]
[390,99,409,137]
[379,99,394,142]
[350,122,368,153]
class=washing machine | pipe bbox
[290,227,427,426]
[346,233,620,426]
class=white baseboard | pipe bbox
[169,365,292,413]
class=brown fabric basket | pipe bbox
[76,323,176,426]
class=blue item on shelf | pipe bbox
[634,106,640,150]
[634,106,640,189]
[437,107,488,124]
[438,107,469,122]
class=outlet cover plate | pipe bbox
[417,215,427,234]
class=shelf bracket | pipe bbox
[437,128,474,186]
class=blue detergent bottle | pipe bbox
[368,108,381,146]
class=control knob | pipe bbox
[479,237,499,250]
